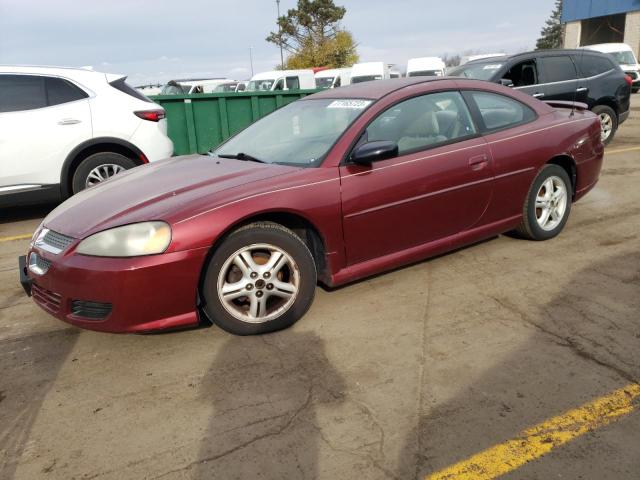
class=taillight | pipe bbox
[624,75,633,87]
[134,110,166,122]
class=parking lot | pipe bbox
[1,95,639,479]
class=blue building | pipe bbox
[562,0,640,57]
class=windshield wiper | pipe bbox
[217,152,267,164]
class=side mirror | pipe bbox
[351,141,398,165]
[500,78,514,87]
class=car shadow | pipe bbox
[0,328,79,479]
[192,330,347,479]
[397,250,640,479]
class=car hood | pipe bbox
[44,155,298,238]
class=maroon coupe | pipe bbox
[19,77,604,335]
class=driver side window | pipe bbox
[503,60,538,87]
[364,91,477,155]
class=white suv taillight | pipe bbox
[134,110,166,122]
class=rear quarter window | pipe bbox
[110,77,152,102]
[574,54,615,78]
[465,91,536,132]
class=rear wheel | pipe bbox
[202,222,317,335]
[592,105,617,145]
[72,152,137,193]
[516,164,572,241]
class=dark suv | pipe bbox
[449,49,632,144]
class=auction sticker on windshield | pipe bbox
[327,100,372,109]
[483,64,502,70]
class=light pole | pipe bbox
[249,46,254,76]
[276,0,284,69]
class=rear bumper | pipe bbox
[619,109,630,124]
[24,246,209,333]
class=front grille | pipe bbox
[32,284,62,314]
[41,230,75,253]
[71,300,112,320]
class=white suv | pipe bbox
[0,66,173,207]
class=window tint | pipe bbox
[468,91,536,131]
[540,56,577,83]
[365,91,477,155]
[503,60,538,87]
[0,75,47,112]
[110,77,152,102]
[574,54,614,77]
[46,77,88,106]
[285,76,300,90]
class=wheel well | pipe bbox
[214,212,329,284]
[63,142,144,197]
[594,99,618,119]
[547,155,577,197]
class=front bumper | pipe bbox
[21,245,210,333]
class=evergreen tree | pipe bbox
[536,0,564,50]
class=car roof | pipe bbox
[307,77,454,100]
[464,49,608,66]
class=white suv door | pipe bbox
[0,74,91,191]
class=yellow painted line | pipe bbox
[425,383,640,480]
[0,233,32,243]
[606,145,640,155]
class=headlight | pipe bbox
[76,222,171,257]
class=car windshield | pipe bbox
[351,75,382,83]
[316,77,335,88]
[214,98,372,167]
[609,50,637,65]
[448,62,504,80]
[247,79,275,91]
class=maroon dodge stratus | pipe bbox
[19,77,604,335]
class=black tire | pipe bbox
[72,152,137,194]
[202,222,317,335]
[515,164,572,241]
[632,88,639,94]
[591,105,617,145]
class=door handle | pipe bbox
[532,93,545,98]
[468,154,489,171]
[58,118,81,125]
[576,87,588,92]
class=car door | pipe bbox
[536,55,580,103]
[0,74,91,189]
[339,90,493,265]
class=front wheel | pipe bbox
[202,222,317,335]
[515,164,572,241]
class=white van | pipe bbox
[315,68,351,89]
[246,70,316,92]
[582,43,640,93]
[406,57,446,77]
[350,62,390,84]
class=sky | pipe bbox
[0,0,557,86]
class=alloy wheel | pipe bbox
[85,164,126,188]
[535,176,568,232]
[599,112,613,142]
[217,243,300,323]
